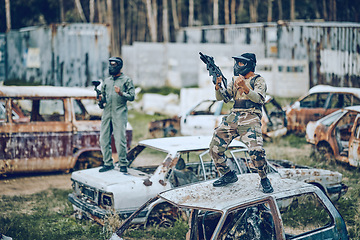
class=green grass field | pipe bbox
[1,109,359,239]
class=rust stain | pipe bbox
[143,179,152,186]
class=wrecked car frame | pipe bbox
[68,135,347,226]
[111,174,348,240]
[306,105,360,167]
[286,85,360,135]
[0,86,132,176]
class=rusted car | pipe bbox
[306,106,360,167]
[68,135,347,226]
[149,95,287,139]
[0,86,132,176]
[286,85,360,135]
[110,174,348,240]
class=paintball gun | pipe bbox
[199,52,231,102]
[92,80,106,109]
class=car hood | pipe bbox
[277,168,342,186]
[71,167,150,191]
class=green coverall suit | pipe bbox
[100,74,135,167]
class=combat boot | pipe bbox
[99,165,114,172]
[261,177,274,193]
[120,166,128,173]
[213,171,238,187]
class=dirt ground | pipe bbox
[0,173,72,196]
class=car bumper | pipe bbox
[68,193,148,224]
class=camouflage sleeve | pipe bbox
[215,77,234,101]
[247,76,266,104]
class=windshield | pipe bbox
[129,146,168,174]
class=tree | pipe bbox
[277,0,283,20]
[249,0,259,23]
[5,0,11,32]
[290,0,295,20]
[188,0,194,26]
[74,0,87,22]
[267,0,273,22]
[213,0,219,25]
[146,0,157,42]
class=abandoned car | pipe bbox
[0,86,132,176]
[286,85,360,135]
[68,135,347,225]
[149,96,287,139]
[110,174,348,240]
[306,106,360,167]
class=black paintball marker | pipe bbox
[199,52,231,102]
[92,80,106,109]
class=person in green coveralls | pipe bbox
[98,57,135,173]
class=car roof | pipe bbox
[309,85,360,98]
[344,105,360,112]
[138,135,247,153]
[159,174,312,212]
[0,86,96,98]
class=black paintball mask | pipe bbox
[232,53,256,76]
[109,57,123,76]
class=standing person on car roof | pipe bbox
[98,57,135,173]
[209,53,273,193]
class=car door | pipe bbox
[1,97,73,174]
[297,92,329,128]
[348,114,360,167]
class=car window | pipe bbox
[319,110,345,126]
[185,209,222,240]
[130,147,168,174]
[344,94,360,107]
[276,192,332,239]
[13,99,65,122]
[355,118,360,139]
[334,111,357,142]
[0,100,6,121]
[220,202,276,240]
[329,93,360,109]
[300,93,328,108]
[39,99,65,122]
[177,150,218,182]
[73,99,92,121]
[190,100,221,115]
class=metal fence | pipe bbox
[177,22,360,88]
[4,23,110,87]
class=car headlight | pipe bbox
[101,192,114,208]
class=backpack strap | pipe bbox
[249,74,261,90]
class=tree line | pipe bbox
[1,0,359,54]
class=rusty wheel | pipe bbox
[316,145,335,164]
[146,204,179,228]
[74,151,103,170]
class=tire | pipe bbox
[74,151,103,170]
[146,204,179,228]
[316,145,335,164]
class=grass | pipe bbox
[1,110,359,239]
[264,135,360,239]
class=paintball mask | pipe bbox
[109,57,123,76]
[232,53,256,76]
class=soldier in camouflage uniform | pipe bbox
[209,53,273,193]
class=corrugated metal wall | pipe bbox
[5,24,110,87]
[0,34,6,83]
[177,22,360,88]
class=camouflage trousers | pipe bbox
[209,111,268,179]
